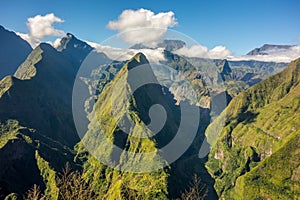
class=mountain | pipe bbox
[0,34,113,197]
[75,52,216,199]
[130,39,186,51]
[129,43,150,49]
[157,40,186,51]
[0,25,297,199]
[0,25,32,79]
[216,59,233,83]
[205,57,300,199]
[247,44,294,55]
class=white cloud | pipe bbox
[228,45,300,63]
[174,44,300,62]
[133,48,166,63]
[209,46,233,59]
[16,32,40,48]
[107,8,177,46]
[87,41,134,61]
[87,41,166,63]
[17,13,65,48]
[174,45,233,59]
[27,13,65,39]
[53,38,62,48]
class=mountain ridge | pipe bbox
[0,25,32,79]
[247,44,295,55]
[205,57,300,199]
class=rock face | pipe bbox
[217,59,233,82]
[0,25,32,79]
[247,44,294,55]
[205,57,300,199]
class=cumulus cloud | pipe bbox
[174,43,300,62]
[87,41,166,63]
[17,13,65,48]
[87,41,134,60]
[228,45,300,63]
[107,9,177,46]
[174,45,233,59]
[27,13,65,39]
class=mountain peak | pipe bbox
[129,40,186,51]
[219,59,232,75]
[66,32,74,37]
[216,59,232,83]
[158,39,186,51]
[55,33,93,52]
[247,44,295,55]
[0,25,32,79]
[127,52,149,70]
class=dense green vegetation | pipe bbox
[0,26,298,200]
[206,58,300,199]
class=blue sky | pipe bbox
[1,0,300,55]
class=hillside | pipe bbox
[75,52,215,199]
[0,34,111,197]
[0,25,298,199]
[0,25,32,79]
[205,58,300,199]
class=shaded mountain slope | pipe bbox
[0,25,32,79]
[0,42,88,146]
[0,34,111,197]
[75,52,215,199]
[0,120,77,198]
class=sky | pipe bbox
[1,0,300,56]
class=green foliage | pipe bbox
[206,58,300,199]
[234,132,300,199]
[4,193,20,200]
[35,151,59,199]
[79,53,170,199]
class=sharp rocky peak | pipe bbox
[55,33,93,52]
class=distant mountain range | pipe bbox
[247,44,295,55]
[130,39,186,51]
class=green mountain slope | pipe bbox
[0,34,103,197]
[205,58,300,199]
[76,52,215,199]
[0,119,76,197]
[77,53,178,199]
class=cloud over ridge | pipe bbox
[174,45,233,59]
[107,8,177,46]
[17,13,65,48]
